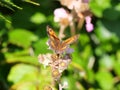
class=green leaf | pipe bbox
[4,50,39,65]
[80,45,92,60]
[113,53,120,76]
[90,0,111,17]
[33,38,52,55]
[95,70,114,90]
[95,46,104,56]
[115,3,120,11]
[86,69,95,83]
[103,7,120,20]
[62,75,82,90]
[8,64,52,90]
[30,12,46,24]
[116,50,120,61]
[95,21,113,42]
[114,62,120,76]
[72,48,84,67]
[116,84,120,90]
[8,29,38,48]
[79,34,90,46]
[99,54,114,70]
[101,19,120,38]
[8,64,37,83]
[104,3,120,20]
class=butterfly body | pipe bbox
[47,26,79,54]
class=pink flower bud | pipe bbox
[85,16,94,32]
[86,23,94,32]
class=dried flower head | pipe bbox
[38,53,72,80]
[59,59,71,72]
[38,54,51,67]
[52,69,62,80]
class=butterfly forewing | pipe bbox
[47,26,59,41]
[47,26,61,53]
[62,35,79,46]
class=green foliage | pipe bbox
[95,70,114,90]
[30,12,47,24]
[8,64,52,90]
[8,29,38,48]
[0,0,120,90]
[90,0,111,17]
[0,0,39,23]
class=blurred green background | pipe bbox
[0,0,120,90]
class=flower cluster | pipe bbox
[54,0,94,39]
[38,53,71,80]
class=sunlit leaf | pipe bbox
[95,70,114,90]
[99,54,114,70]
[90,0,111,17]
[86,69,95,83]
[114,63,120,76]
[114,57,120,76]
[4,50,39,65]
[33,38,52,55]
[8,29,38,48]
[95,21,112,42]
[8,64,53,90]
[61,76,80,90]
[8,64,37,83]
[30,12,46,24]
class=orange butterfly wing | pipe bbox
[58,35,79,53]
[47,26,61,52]
[62,35,79,46]
[47,26,59,41]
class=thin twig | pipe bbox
[59,25,66,40]
[59,84,63,90]
[70,21,76,36]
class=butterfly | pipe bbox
[47,26,79,54]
